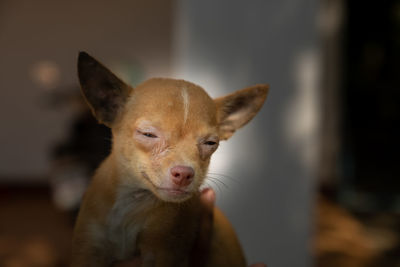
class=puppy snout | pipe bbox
[170,165,194,187]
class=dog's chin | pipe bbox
[154,188,193,203]
[140,171,193,203]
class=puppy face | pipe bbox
[113,79,220,202]
[77,52,268,203]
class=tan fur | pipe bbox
[71,52,269,267]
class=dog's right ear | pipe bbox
[77,51,132,127]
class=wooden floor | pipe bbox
[0,185,73,267]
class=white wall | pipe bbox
[173,1,320,266]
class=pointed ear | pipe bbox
[215,84,269,140]
[77,51,132,127]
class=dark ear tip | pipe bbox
[78,51,96,66]
[78,51,90,59]
[78,52,100,78]
[253,84,270,97]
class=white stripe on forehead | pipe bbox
[181,87,190,124]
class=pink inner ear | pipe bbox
[215,85,268,140]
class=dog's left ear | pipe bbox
[215,84,269,140]
[77,51,132,127]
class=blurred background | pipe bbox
[0,0,399,266]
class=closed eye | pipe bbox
[143,132,158,138]
[204,140,217,146]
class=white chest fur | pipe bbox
[105,186,156,260]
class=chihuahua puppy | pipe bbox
[71,52,268,267]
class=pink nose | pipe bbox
[170,165,195,187]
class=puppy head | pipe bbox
[78,52,268,202]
